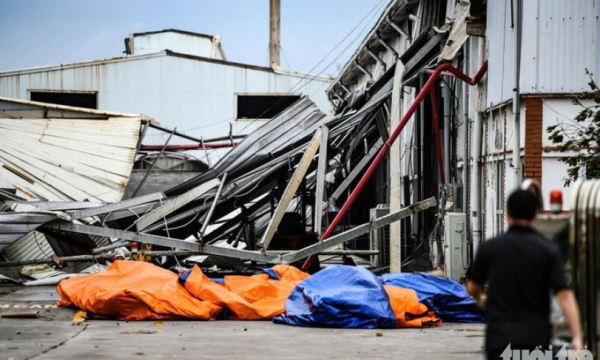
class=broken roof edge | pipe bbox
[166,51,333,81]
[326,0,419,95]
[130,29,215,40]
[273,68,334,82]
[0,96,159,124]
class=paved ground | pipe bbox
[0,285,485,360]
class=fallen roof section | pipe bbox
[0,117,142,203]
[0,212,57,251]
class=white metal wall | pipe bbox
[487,0,600,106]
[0,53,333,163]
[131,32,214,58]
[485,0,516,107]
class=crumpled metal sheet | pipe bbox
[438,0,470,63]
[166,97,327,196]
[0,117,141,203]
[0,212,57,251]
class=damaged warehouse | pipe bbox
[0,0,488,294]
[0,65,485,328]
[1,0,599,357]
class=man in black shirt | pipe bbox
[467,189,583,359]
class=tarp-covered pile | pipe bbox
[57,261,482,328]
[382,273,485,323]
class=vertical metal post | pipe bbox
[463,41,470,215]
[389,60,404,273]
[442,82,451,184]
[200,137,212,167]
[429,87,445,184]
[131,128,176,198]
[199,173,228,240]
[262,128,322,251]
[416,76,423,235]
[512,0,523,189]
[269,0,281,67]
[136,121,150,153]
[314,126,329,237]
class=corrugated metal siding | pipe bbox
[534,0,599,93]
[446,0,458,19]
[2,231,55,261]
[417,0,447,32]
[488,0,600,105]
[0,117,140,202]
[486,0,515,106]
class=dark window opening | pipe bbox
[237,95,301,119]
[31,91,97,109]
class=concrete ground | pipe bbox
[0,285,485,360]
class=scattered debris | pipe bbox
[1,311,39,319]
[0,273,21,285]
[72,310,88,325]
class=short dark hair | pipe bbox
[507,189,539,221]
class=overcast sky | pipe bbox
[0,0,385,76]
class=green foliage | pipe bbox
[545,69,600,186]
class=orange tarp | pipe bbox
[57,261,221,321]
[57,261,439,328]
[383,285,442,328]
[183,264,309,320]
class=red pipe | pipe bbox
[429,87,445,184]
[302,61,488,271]
[140,143,238,151]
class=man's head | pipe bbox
[506,189,539,226]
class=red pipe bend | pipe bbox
[301,61,488,271]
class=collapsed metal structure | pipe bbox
[0,57,486,273]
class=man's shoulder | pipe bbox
[480,234,507,249]
[483,228,559,254]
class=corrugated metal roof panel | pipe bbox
[2,231,55,261]
[0,117,141,202]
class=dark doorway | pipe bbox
[237,95,301,119]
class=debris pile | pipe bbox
[0,64,487,328]
[0,70,434,275]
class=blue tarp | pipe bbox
[274,266,397,328]
[262,268,279,280]
[381,273,484,323]
[179,269,224,285]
